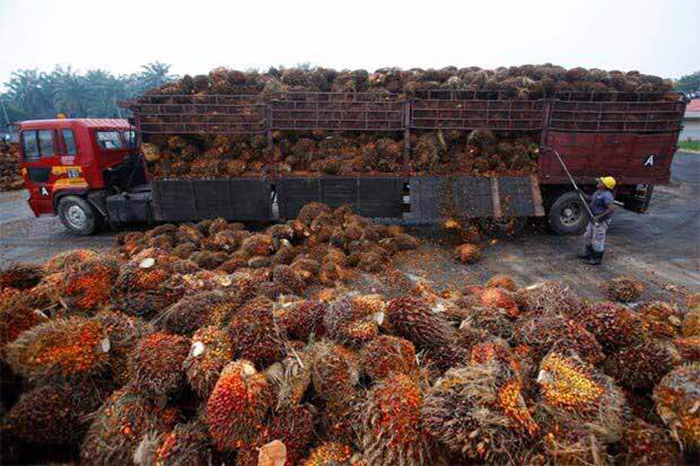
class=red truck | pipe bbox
[17,90,686,235]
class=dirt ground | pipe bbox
[1,152,698,304]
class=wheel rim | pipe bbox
[560,202,582,226]
[66,205,87,230]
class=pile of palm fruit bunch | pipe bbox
[140,64,674,179]
[3,225,700,464]
[0,141,23,192]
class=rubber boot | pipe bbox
[586,250,603,265]
[577,245,593,260]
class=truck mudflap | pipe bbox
[407,175,544,222]
[276,177,405,220]
[151,179,272,221]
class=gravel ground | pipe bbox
[1,152,697,303]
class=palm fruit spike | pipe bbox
[5,316,110,382]
[42,248,102,274]
[606,276,644,303]
[137,420,214,466]
[227,299,283,368]
[323,298,379,347]
[3,379,114,445]
[637,301,682,340]
[0,263,43,290]
[183,326,233,398]
[130,332,190,398]
[274,300,328,341]
[683,308,700,337]
[423,360,538,462]
[514,314,604,366]
[576,301,644,353]
[155,291,230,336]
[360,335,417,380]
[92,310,152,385]
[302,442,354,466]
[60,256,120,313]
[619,417,682,465]
[205,360,273,451]
[536,349,626,444]
[513,281,585,319]
[361,372,432,465]
[80,388,180,465]
[603,340,677,390]
[540,417,609,466]
[385,296,455,350]
[653,363,700,450]
[310,340,360,402]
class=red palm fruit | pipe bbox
[461,304,516,340]
[0,291,47,352]
[60,257,120,313]
[130,332,190,398]
[385,296,455,350]
[653,363,700,450]
[264,405,317,465]
[297,202,332,226]
[361,372,432,465]
[156,291,231,336]
[42,248,102,274]
[241,234,274,257]
[515,314,604,365]
[619,417,682,465]
[6,316,110,382]
[513,281,585,319]
[272,264,305,294]
[603,341,677,389]
[576,302,645,353]
[92,310,152,384]
[454,243,481,264]
[274,300,328,341]
[479,287,520,318]
[637,301,682,340]
[80,388,180,465]
[184,326,233,398]
[324,298,379,347]
[205,360,273,450]
[4,379,114,445]
[672,336,700,363]
[0,263,43,290]
[310,341,360,402]
[111,276,185,319]
[684,308,700,337]
[227,299,283,368]
[302,442,354,466]
[321,387,365,443]
[141,420,214,466]
[360,335,417,380]
[486,274,518,291]
[605,276,644,303]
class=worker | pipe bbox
[578,176,616,265]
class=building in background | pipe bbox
[681,99,700,142]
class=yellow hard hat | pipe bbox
[599,176,616,190]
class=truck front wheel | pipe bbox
[57,196,97,236]
[548,191,588,235]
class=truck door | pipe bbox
[21,129,58,215]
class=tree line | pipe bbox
[0,62,177,125]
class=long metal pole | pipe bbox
[547,147,597,222]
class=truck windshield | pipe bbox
[123,130,137,148]
[96,131,123,150]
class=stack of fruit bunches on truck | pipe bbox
[2,201,699,465]
[0,142,23,192]
[142,64,675,179]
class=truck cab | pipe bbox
[19,118,149,234]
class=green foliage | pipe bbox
[679,139,700,152]
[2,62,177,122]
[675,71,700,93]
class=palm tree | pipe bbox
[5,69,55,118]
[138,62,178,93]
[52,66,91,117]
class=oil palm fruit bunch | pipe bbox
[302,442,354,466]
[320,387,365,443]
[653,363,700,450]
[93,310,153,384]
[156,291,230,336]
[205,360,273,451]
[323,297,380,347]
[360,335,418,380]
[606,276,645,303]
[671,336,700,363]
[461,305,516,341]
[262,405,317,465]
[80,388,180,465]
[536,349,626,445]
[310,340,360,402]
[422,357,538,462]
[274,299,328,341]
[0,263,43,290]
[683,308,700,337]
[486,274,518,291]
[0,291,47,352]
[265,348,313,409]
[6,316,110,382]
[514,281,586,319]
[360,372,433,465]
[454,243,481,264]
[59,256,120,313]
[637,301,682,340]
[603,340,678,389]
[3,379,114,445]
[272,264,306,294]
[385,296,455,350]
[227,299,283,368]
[478,286,520,318]
[514,314,604,366]
[183,325,233,398]
[576,301,644,353]
[618,417,682,465]
[129,332,190,398]
[137,420,214,466]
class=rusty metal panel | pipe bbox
[411,98,545,131]
[549,100,685,133]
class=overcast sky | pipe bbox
[0,0,697,89]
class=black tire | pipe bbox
[548,191,589,235]
[57,195,97,236]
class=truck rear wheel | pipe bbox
[58,196,97,236]
[548,191,588,235]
